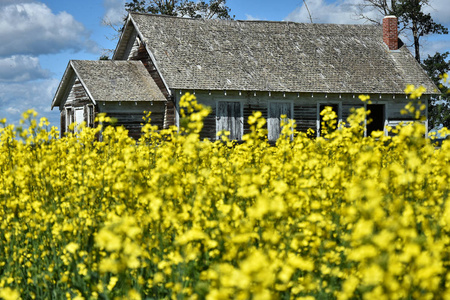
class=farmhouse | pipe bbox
[52,13,437,140]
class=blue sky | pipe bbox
[0,0,449,128]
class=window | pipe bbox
[216,101,243,140]
[87,105,95,128]
[366,104,385,136]
[74,107,84,132]
[65,108,74,132]
[268,102,293,141]
[74,107,84,124]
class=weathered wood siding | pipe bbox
[294,104,316,133]
[59,77,96,135]
[243,101,268,135]
[59,73,166,139]
[342,102,365,122]
[62,78,90,108]
[173,90,420,140]
[124,34,176,129]
[97,101,165,140]
[164,100,176,129]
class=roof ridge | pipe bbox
[129,11,377,27]
[71,59,132,62]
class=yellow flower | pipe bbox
[107,276,118,291]
[65,242,79,254]
[0,288,21,300]
[2,91,450,299]
[127,289,141,300]
[95,229,122,252]
[359,94,370,102]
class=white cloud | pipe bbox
[421,38,450,59]
[103,0,127,25]
[0,55,50,82]
[285,0,449,26]
[285,0,379,24]
[0,1,98,57]
[285,0,449,60]
[425,0,450,26]
[245,14,264,21]
[0,0,33,4]
[0,79,60,127]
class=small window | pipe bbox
[87,105,95,128]
[216,101,243,140]
[74,107,84,132]
[268,102,293,141]
[74,107,84,124]
[65,108,74,132]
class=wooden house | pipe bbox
[52,13,437,140]
[51,60,166,139]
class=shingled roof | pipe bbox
[115,13,436,95]
[52,60,166,109]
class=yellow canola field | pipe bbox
[1,88,450,300]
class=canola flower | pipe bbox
[0,87,450,300]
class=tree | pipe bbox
[357,0,400,24]
[102,0,233,50]
[125,0,233,19]
[422,52,450,128]
[358,0,448,62]
[397,1,448,62]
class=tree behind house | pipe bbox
[125,0,233,19]
[422,52,450,128]
[358,0,448,63]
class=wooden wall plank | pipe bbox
[294,104,316,133]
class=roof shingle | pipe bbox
[127,13,437,94]
[71,60,166,102]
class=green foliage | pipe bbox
[422,52,450,93]
[360,0,448,62]
[422,52,450,128]
[1,90,450,299]
[125,0,233,19]
[396,0,448,62]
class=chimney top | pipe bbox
[383,16,398,51]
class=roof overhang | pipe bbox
[51,61,72,110]
[112,14,135,60]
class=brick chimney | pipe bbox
[383,16,398,50]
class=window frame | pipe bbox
[267,100,294,142]
[215,100,244,141]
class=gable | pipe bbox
[65,76,92,108]
[52,60,167,109]
[117,13,436,95]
